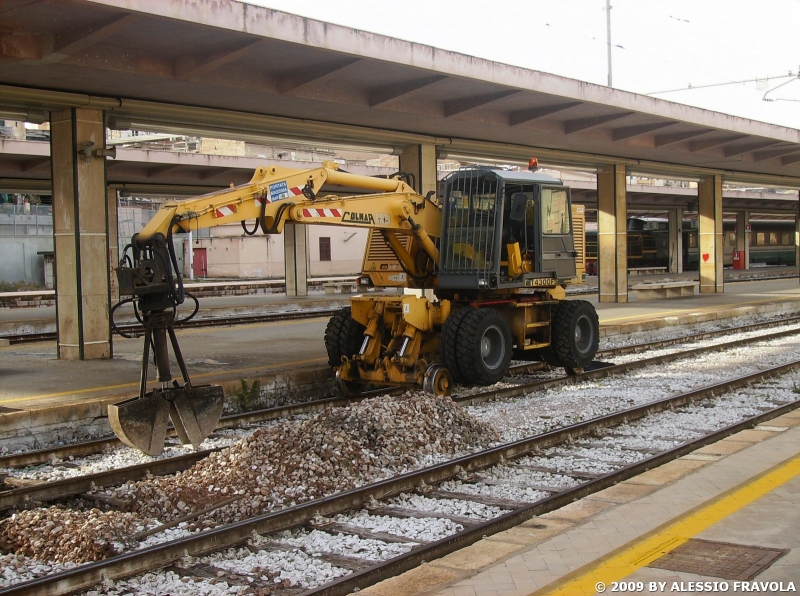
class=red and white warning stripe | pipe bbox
[302,208,342,218]
[214,204,238,218]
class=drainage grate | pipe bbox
[649,539,788,580]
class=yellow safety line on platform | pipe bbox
[532,452,800,596]
[599,294,800,324]
[0,357,328,405]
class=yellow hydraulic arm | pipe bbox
[138,161,441,274]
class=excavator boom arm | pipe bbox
[137,161,433,241]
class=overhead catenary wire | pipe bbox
[646,72,798,96]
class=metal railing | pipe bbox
[0,204,53,236]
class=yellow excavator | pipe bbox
[109,161,598,455]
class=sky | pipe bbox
[244,0,800,130]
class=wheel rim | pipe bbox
[574,314,594,355]
[480,324,505,370]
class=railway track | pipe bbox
[1,350,798,595]
[3,312,800,473]
[0,307,342,345]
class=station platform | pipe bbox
[361,408,800,596]
[2,277,800,450]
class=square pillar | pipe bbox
[284,222,308,297]
[51,107,111,360]
[668,207,683,273]
[597,164,627,303]
[698,175,724,293]
[735,210,750,269]
[107,187,119,305]
[795,210,799,273]
[400,143,438,301]
[400,144,437,197]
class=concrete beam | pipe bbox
[653,130,711,148]
[277,58,361,94]
[597,164,627,303]
[51,107,112,359]
[564,113,632,135]
[399,143,437,197]
[508,102,580,127]
[44,13,139,64]
[368,76,446,107]
[174,39,263,80]
[611,122,675,142]
[443,90,519,118]
[698,174,723,294]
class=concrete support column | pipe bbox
[51,107,111,360]
[698,174,724,293]
[735,210,750,270]
[795,210,799,272]
[399,143,437,197]
[597,164,628,303]
[400,143,438,300]
[107,187,119,304]
[668,207,683,273]
[284,222,308,297]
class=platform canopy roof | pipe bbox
[2,0,800,186]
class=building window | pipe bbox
[319,237,331,261]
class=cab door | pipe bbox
[538,186,577,279]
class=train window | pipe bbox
[755,232,765,246]
[782,232,791,246]
[688,233,697,248]
[726,232,736,247]
[769,232,778,246]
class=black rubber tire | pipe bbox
[324,307,366,367]
[455,308,513,385]
[439,307,472,384]
[550,300,599,370]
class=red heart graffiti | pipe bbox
[702,253,710,262]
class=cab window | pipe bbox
[541,188,570,235]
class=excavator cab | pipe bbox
[438,167,578,290]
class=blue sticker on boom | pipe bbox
[269,181,290,202]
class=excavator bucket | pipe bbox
[108,385,224,456]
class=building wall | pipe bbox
[0,236,52,284]
[188,223,368,278]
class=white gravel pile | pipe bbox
[271,528,413,560]
[389,493,507,520]
[200,546,349,589]
[438,479,550,503]
[332,510,462,542]
[1,393,495,565]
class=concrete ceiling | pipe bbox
[2,138,795,212]
[1,0,800,186]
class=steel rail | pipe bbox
[3,357,799,596]
[1,307,341,345]
[3,320,800,509]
